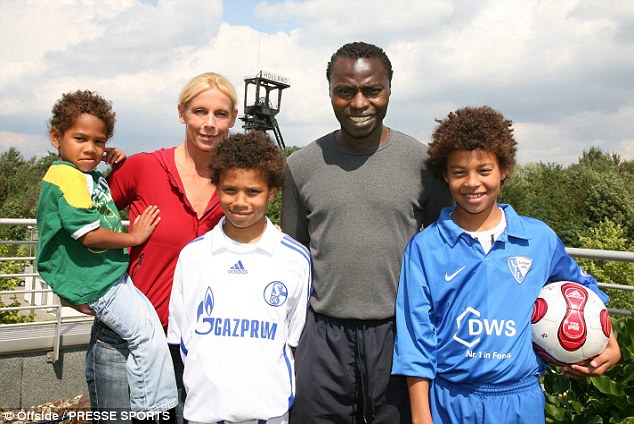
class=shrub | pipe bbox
[543,316,634,423]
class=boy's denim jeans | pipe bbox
[86,274,178,413]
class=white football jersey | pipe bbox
[167,218,311,423]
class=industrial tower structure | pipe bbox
[240,70,290,149]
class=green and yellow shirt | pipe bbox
[36,161,129,304]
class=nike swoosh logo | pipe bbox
[444,266,466,282]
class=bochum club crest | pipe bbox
[507,256,533,284]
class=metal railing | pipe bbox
[0,219,633,363]
[0,219,127,363]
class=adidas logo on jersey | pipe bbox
[228,260,248,274]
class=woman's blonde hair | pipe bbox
[178,72,238,110]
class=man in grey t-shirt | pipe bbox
[282,41,452,424]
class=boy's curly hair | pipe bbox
[428,106,517,178]
[209,131,286,189]
[48,90,116,140]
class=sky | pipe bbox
[1,0,633,166]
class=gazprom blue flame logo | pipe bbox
[197,287,214,321]
[263,281,288,307]
[194,287,215,335]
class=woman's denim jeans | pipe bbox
[85,274,177,415]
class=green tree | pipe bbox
[576,219,634,313]
[571,148,634,241]
[267,145,301,226]
[622,159,634,176]
[0,149,50,323]
[0,148,24,206]
[501,147,634,247]
[501,163,584,245]
[584,178,634,241]
[0,150,55,248]
[577,146,623,172]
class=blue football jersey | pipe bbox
[392,204,607,385]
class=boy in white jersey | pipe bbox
[391,106,621,423]
[167,131,311,424]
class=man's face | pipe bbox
[329,57,391,148]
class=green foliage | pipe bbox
[543,316,634,423]
[501,147,634,247]
[577,147,624,172]
[0,294,36,324]
[0,245,22,291]
[266,146,300,226]
[267,190,282,226]
[283,146,301,156]
[584,178,634,241]
[576,220,634,313]
[571,148,634,241]
[501,163,585,245]
[0,244,35,324]
[0,148,56,249]
[485,148,634,422]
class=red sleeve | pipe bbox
[107,154,143,211]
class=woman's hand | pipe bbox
[103,147,126,167]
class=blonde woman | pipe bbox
[86,72,238,424]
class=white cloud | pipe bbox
[0,131,50,160]
[0,0,632,165]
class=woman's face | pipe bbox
[178,88,237,153]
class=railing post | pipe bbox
[46,293,63,364]
[29,261,37,308]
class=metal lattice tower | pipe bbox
[240,70,290,149]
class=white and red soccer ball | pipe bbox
[531,281,611,365]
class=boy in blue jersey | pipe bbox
[391,106,621,423]
[167,132,311,424]
[36,90,178,418]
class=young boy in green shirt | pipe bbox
[36,90,177,415]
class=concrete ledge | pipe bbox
[0,318,93,355]
[0,320,93,409]
[0,346,88,409]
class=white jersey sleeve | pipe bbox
[280,234,312,347]
[167,248,188,358]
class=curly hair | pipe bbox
[209,131,286,189]
[326,41,393,83]
[48,90,116,140]
[428,106,517,178]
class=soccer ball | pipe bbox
[531,281,611,365]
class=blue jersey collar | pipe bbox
[437,204,532,247]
